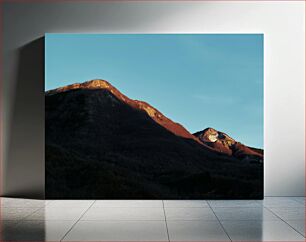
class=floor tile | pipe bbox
[1,220,75,241]
[63,220,168,241]
[81,207,165,221]
[26,207,88,220]
[213,207,280,220]
[0,197,304,241]
[208,199,263,208]
[93,200,163,208]
[264,197,304,207]
[167,220,230,241]
[221,220,305,241]
[0,198,48,208]
[163,200,208,207]
[292,197,305,205]
[286,220,305,236]
[0,207,39,220]
[165,207,217,221]
[47,200,94,208]
[268,207,305,220]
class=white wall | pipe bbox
[2,1,305,197]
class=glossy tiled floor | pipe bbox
[0,197,304,241]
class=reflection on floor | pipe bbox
[0,197,304,241]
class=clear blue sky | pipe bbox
[45,34,263,148]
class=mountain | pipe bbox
[45,79,263,199]
[193,128,263,161]
[46,80,199,142]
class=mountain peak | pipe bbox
[194,128,263,159]
[82,79,112,89]
[46,79,114,95]
[45,79,201,143]
[197,128,235,143]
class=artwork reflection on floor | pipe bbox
[45,34,264,199]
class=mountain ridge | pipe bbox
[46,79,263,158]
[45,79,263,198]
[46,79,200,143]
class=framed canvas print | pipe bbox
[45,34,263,199]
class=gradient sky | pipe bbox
[45,34,263,148]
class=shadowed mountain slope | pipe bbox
[46,80,200,143]
[45,80,263,199]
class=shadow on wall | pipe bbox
[4,37,45,199]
